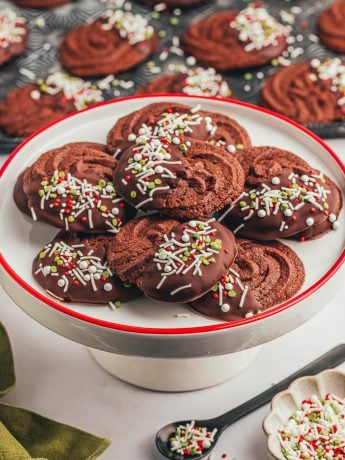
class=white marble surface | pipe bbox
[0,138,344,460]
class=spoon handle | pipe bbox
[213,344,345,428]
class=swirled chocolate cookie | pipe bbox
[106,102,251,157]
[136,67,233,98]
[0,8,27,67]
[107,216,237,303]
[190,239,305,321]
[33,232,140,307]
[262,58,345,124]
[11,0,70,7]
[14,142,135,233]
[60,10,158,77]
[318,0,345,53]
[0,73,103,137]
[221,146,342,241]
[113,137,245,219]
[182,5,288,71]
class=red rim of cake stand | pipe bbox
[1,94,344,335]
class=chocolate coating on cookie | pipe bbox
[33,232,140,305]
[60,10,158,77]
[318,0,345,53]
[182,7,288,71]
[136,67,233,98]
[190,238,305,321]
[0,73,103,137]
[114,137,245,219]
[15,142,135,233]
[0,8,27,67]
[222,147,342,241]
[106,102,251,157]
[262,59,345,125]
[11,0,70,7]
[108,216,237,303]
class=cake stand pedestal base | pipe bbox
[88,346,261,391]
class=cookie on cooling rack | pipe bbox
[318,0,345,53]
[0,8,27,67]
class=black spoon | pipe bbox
[156,344,345,460]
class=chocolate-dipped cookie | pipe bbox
[221,146,342,241]
[113,135,245,219]
[0,72,103,137]
[60,10,158,77]
[318,0,345,53]
[107,102,251,157]
[11,0,70,7]
[108,216,237,303]
[14,142,136,233]
[262,58,345,125]
[190,239,305,321]
[33,232,140,308]
[136,67,233,98]
[0,8,27,67]
[182,5,288,71]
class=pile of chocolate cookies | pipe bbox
[14,103,343,322]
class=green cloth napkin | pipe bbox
[0,322,111,460]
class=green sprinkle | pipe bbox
[98,179,106,188]
[155,178,162,185]
[151,11,160,19]
[244,72,253,81]
[169,17,179,25]
[324,202,329,209]
[114,301,121,308]
[128,158,133,164]
[67,216,75,223]
[58,171,65,178]
[51,266,57,273]
[38,190,45,197]
[158,30,167,38]
[148,182,155,189]
[130,191,137,198]
[100,205,107,212]
[39,251,46,259]
[227,290,236,298]
[112,219,118,226]
[239,201,247,207]
[56,259,64,266]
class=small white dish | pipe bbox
[263,369,345,460]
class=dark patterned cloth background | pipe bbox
[0,0,344,154]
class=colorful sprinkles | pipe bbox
[0,8,26,49]
[211,268,254,316]
[154,219,223,295]
[101,9,154,45]
[169,420,217,456]
[32,72,103,110]
[278,393,345,459]
[222,171,339,236]
[230,3,289,52]
[35,171,125,233]
[35,240,123,310]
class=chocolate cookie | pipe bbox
[113,135,244,219]
[182,6,288,71]
[107,216,237,303]
[11,0,70,7]
[107,102,251,157]
[221,146,342,241]
[136,67,233,98]
[14,142,136,233]
[318,0,345,53]
[262,59,345,125]
[60,10,158,77]
[190,239,305,321]
[33,232,140,308]
[0,8,27,67]
[0,72,103,137]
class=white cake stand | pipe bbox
[1,95,344,391]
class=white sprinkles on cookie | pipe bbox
[0,8,26,49]
[230,5,289,52]
[182,67,232,98]
[101,9,154,45]
[310,58,345,108]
